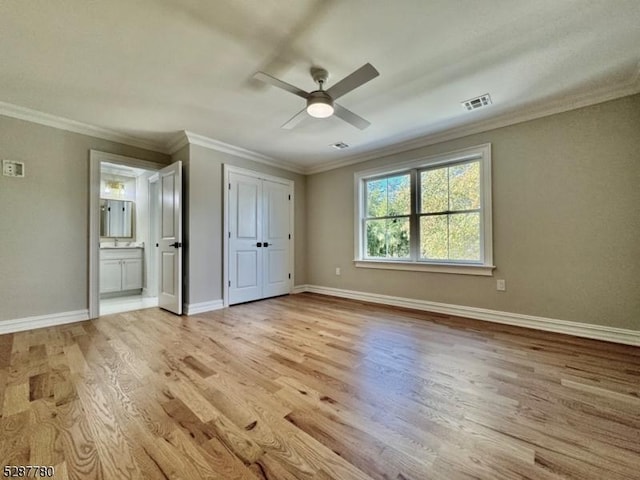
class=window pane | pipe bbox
[449,162,480,211]
[366,218,410,258]
[387,174,410,216]
[449,212,480,261]
[366,174,410,218]
[420,216,448,259]
[420,167,448,213]
[366,178,387,217]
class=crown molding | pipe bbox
[4,62,639,177]
[184,130,305,174]
[305,70,640,175]
[0,101,303,173]
[0,101,168,153]
[166,131,190,155]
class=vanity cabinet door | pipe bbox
[100,259,122,293]
[122,258,143,290]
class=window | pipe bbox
[355,144,493,275]
[365,173,411,258]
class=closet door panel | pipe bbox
[262,180,291,298]
[229,173,263,304]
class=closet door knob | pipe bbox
[263,242,269,247]
[256,242,262,247]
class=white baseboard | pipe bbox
[292,285,309,294]
[183,300,225,316]
[298,285,640,347]
[0,309,90,335]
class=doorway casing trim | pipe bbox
[88,150,165,319]
[222,165,295,308]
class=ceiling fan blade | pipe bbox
[281,108,308,129]
[253,72,309,99]
[333,103,371,130]
[326,63,379,100]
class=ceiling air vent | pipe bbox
[462,94,492,111]
[331,142,350,150]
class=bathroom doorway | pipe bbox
[88,151,165,317]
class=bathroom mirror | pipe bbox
[100,199,133,237]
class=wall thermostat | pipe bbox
[2,160,25,177]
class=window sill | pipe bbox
[354,259,495,276]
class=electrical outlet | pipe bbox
[2,160,25,177]
[496,279,506,291]
[335,267,341,276]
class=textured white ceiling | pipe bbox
[1,0,639,170]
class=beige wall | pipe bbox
[0,115,169,322]
[306,94,640,330]
[2,94,638,332]
[182,144,306,306]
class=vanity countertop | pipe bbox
[100,242,144,249]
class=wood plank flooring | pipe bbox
[1,293,639,479]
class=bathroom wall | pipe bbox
[135,171,155,291]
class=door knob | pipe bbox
[256,242,262,247]
[169,242,182,248]
[263,242,269,247]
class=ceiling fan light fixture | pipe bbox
[307,102,334,118]
[306,92,334,118]
[253,63,378,129]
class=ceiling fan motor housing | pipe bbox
[310,67,329,85]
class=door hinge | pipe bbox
[288,273,291,279]
[228,280,231,287]
[228,183,231,190]
[288,194,291,200]
[288,234,291,239]
[228,231,231,238]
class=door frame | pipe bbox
[88,150,165,319]
[223,165,294,307]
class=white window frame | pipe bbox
[354,143,494,276]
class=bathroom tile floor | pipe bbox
[100,295,158,315]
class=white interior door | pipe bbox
[158,161,182,314]
[262,180,291,298]
[229,172,263,304]
[228,171,291,305]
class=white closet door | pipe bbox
[262,180,291,298]
[229,172,263,304]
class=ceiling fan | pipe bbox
[253,63,379,130]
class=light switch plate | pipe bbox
[3,160,25,177]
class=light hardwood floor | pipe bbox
[1,293,639,479]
